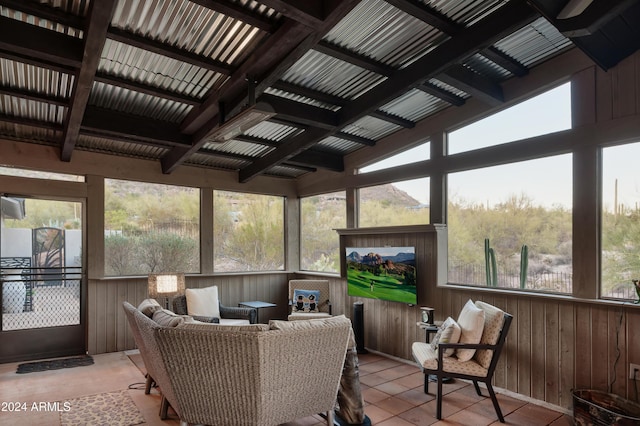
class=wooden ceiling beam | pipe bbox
[0,49,76,75]
[388,0,529,78]
[416,81,466,106]
[238,1,537,182]
[164,0,361,175]
[257,94,339,129]
[188,0,277,32]
[81,106,192,147]
[289,149,344,172]
[335,132,376,147]
[239,126,329,182]
[60,0,118,161]
[314,40,395,76]
[0,114,62,130]
[271,81,345,106]
[106,27,233,75]
[481,46,529,77]
[438,65,504,106]
[0,85,69,107]
[0,16,83,68]
[0,0,84,30]
[258,0,325,29]
[384,0,462,34]
[337,1,536,126]
[94,72,201,106]
[369,110,414,128]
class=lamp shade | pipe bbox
[148,273,185,299]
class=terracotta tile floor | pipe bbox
[0,351,571,425]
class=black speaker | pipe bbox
[352,301,368,354]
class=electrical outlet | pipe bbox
[629,363,640,380]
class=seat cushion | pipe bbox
[412,341,488,377]
[475,301,505,369]
[456,299,485,362]
[430,316,461,357]
[185,286,221,319]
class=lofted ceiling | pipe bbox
[0,0,638,183]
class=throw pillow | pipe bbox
[152,308,189,327]
[429,316,461,357]
[292,289,321,313]
[456,299,485,362]
[185,286,221,319]
[474,301,505,369]
[138,298,162,317]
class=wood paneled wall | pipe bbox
[87,273,290,355]
[300,256,640,412]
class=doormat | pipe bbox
[59,390,145,426]
[16,355,94,374]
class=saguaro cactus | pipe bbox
[484,238,497,287]
[520,244,529,289]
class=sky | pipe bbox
[359,82,640,211]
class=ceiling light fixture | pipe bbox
[207,102,276,143]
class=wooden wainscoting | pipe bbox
[87,273,289,355]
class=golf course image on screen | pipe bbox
[345,246,417,304]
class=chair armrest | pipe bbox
[192,315,220,324]
[220,303,257,324]
[437,342,497,351]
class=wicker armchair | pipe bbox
[173,294,257,324]
[124,301,352,426]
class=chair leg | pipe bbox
[485,382,505,423]
[436,375,443,420]
[144,374,154,394]
[423,372,430,394]
[325,409,335,425]
[160,396,170,420]
[473,380,482,396]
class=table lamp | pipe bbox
[148,273,185,309]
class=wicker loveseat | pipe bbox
[123,301,352,426]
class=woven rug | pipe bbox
[59,390,145,426]
[16,355,94,374]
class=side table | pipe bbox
[238,301,276,323]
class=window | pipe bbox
[359,178,430,227]
[213,191,284,272]
[300,192,346,272]
[448,83,571,154]
[104,179,200,276]
[602,142,640,300]
[447,155,572,293]
[359,142,430,173]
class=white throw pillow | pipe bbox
[429,316,461,357]
[456,299,485,362]
[185,286,221,319]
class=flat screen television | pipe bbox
[345,246,417,304]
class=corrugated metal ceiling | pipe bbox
[3,0,622,181]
